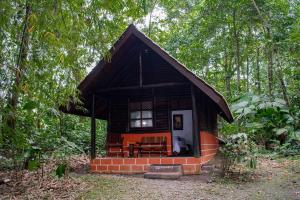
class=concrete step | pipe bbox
[144,164,183,179]
[149,164,183,173]
[201,164,223,175]
[201,164,215,171]
[144,171,182,179]
[201,169,211,174]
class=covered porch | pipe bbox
[91,131,220,175]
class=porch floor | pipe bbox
[90,155,215,175]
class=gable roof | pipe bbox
[57,25,233,123]
[76,24,233,123]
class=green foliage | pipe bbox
[276,132,300,156]
[23,101,39,110]
[0,0,140,168]
[248,156,257,169]
[221,94,300,156]
[24,146,42,171]
[55,163,67,178]
[220,133,257,173]
[28,160,39,171]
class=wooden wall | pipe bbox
[110,98,128,133]
[108,91,218,135]
[196,92,218,134]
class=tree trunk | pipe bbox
[224,48,231,98]
[225,75,231,98]
[246,25,252,93]
[147,0,158,37]
[233,9,241,93]
[251,0,273,98]
[267,32,274,99]
[7,1,31,133]
[246,56,249,92]
[256,48,261,94]
[276,53,289,106]
[278,71,289,107]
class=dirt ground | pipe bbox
[76,157,300,200]
[1,157,299,199]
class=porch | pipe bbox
[91,131,219,175]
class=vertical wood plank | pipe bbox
[91,94,96,159]
[191,85,200,157]
[108,98,111,133]
[127,97,130,132]
[139,50,143,87]
[153,95,156,128]
[168,96,173,153]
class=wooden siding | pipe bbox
[109,92,217,134]
[142,48,187,85]
[110,98,128,133]
[154,97,169,130]
[196,93,218,134]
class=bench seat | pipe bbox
[137,136,167,157]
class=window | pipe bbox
[129,101,153,128]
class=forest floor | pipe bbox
[76,157,300,200]
[1,156,299,199]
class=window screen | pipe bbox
[129,101,153,128]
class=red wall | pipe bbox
[200,131,219,164]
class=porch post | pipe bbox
[91,93,96,159]
[191,84,200,157]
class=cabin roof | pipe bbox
[63,24,233,123]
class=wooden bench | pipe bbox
[137,136,167,157]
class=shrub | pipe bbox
[276,131,300,156]
[221,94,300,151]
[220,133,257,174]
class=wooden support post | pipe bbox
[108,98,111,133]
[191,85,200,157]
[139,50,143,87]
[91,94,96,159]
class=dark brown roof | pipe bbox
[64,24,233,123]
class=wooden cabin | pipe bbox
[61,24,233,175]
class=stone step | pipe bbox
[201,164,223,175]
[148,164,183,173]
[144,171,182,179]
[144,164,183,179]
[201,164,215,172]
[201,169,211,174]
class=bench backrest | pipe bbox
[141,136,166,144]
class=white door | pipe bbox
[171,110,193,153]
